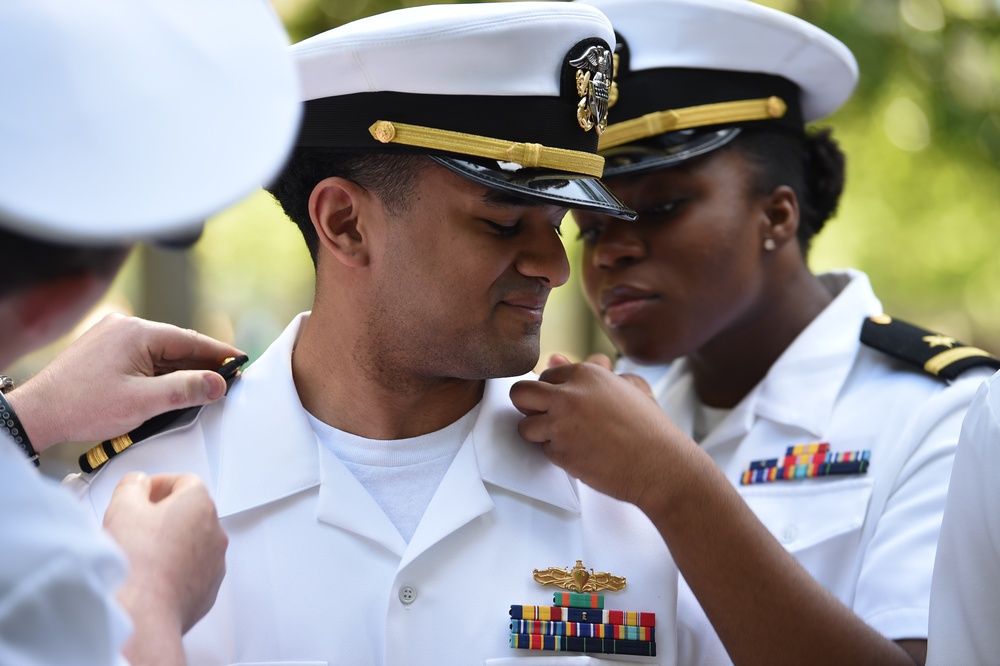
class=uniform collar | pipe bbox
[471,374,581,514]
[657,270,882,441]
[751,269,882,436]
[214,313,318,518]
[214,314,580,518]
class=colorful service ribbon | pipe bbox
[553,592,603,608]
[741,443,871,486]
[511,619,654,641]
[510,605,656,626]
[509,633,656,656]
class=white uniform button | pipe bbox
[781,526,798,544]
[399,585,417,605]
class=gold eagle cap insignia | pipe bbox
[569,45,613,135]
[533,560,626,593]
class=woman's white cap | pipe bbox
[578,0,858,175]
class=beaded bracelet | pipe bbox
[0,376,39,467]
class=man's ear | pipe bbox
[308,177,373,268]
[759,184,800,251]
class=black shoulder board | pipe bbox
[861,314,1000,381]
[78,355,248,474]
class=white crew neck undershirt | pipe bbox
[693,401,732,444]
[307,404,481,543]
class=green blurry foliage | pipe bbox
[765,0,1000,351]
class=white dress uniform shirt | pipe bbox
[927,370,1000,665]
[1,437,130,666]
[69,313,679,666]
[642,269,990,666]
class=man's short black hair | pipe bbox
[0,227,126,300]
[266,150,428,265]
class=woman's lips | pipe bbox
[601,287,657,327]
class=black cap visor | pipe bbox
[601,127,741,177]
[431,155,636,220]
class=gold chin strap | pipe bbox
[598,96,787,151]
[368,121,605,178]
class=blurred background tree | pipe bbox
[13,0,1000,414]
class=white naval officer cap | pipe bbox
[577,0,859,176]
[291,2,636,220]
[0,0,301,245]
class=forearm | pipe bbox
[639,448,921,666]
[5,377,63,453]
[118,584,187,666]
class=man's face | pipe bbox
[361,162,570,383]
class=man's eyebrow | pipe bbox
[480,188,539,209]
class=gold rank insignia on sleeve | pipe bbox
[861,314,1000,381]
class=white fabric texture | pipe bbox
[691,402,731,444]
[642,269,989,666]
[294,2,615,101]
[71,313,679,666]
[927,370,1000,665]
[0,438,130,666]
[307,405,476,543]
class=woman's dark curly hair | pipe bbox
[728,125,846,255]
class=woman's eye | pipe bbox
[576,226,602,244]
[644,200,679,216]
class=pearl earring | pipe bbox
[763,238,776,251]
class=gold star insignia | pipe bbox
[923,335,957,349]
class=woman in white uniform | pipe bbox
[510,0,1000,664]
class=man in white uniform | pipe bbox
[72,4,679,665]
[927,369,1000,664]
[0,1,299,664]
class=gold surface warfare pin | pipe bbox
[533,560,626,593]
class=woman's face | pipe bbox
[573,148,775,365]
